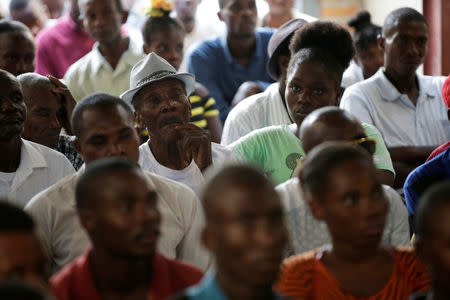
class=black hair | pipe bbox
[347,11,381,52]
[202,164,276,219]
[0,200,35,232]
[78,0,125,18]
[383,7,428,36]
[0,281,51,300]
[299,142,373,200]
[9,0,30,11]
[141,13,184,46]
[415,180,450,241]
[0,19,32,35]
[71,93,133,138]
[288,21,354,85]
[75,157,141,210]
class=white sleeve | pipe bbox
[340,85,375,126]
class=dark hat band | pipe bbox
[136,70,176,87]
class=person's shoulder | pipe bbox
[23,140,72,165]
[157,253,204,285]
[282,250,317,270]
[211,142,233,157]
[63,48,96,78]
[143,171,196,198]
[230,125,290,148]
[50,251,90,294]
[189,36,223,55]
[392,247,427,274]
[25,172,77,210]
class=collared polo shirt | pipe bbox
[187,28,275,122]
[340,68,450,147]
[51,249,204,300]
[0,139,74,208]
[63,39,143,101]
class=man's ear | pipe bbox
[78,209,96,236]
[217,11,224,22]
[201,226,214,252]
[121,10,129,24]
[278,55,290,72]
[377,35,385,52]
[334,86,344,106]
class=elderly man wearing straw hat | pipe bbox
[122,53,234,195]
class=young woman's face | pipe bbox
[314,158,388,250]
[143,27,185,70]
[285,61,340,126]
[356,44,384,79]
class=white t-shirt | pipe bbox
[221,83,291,145]
[25,169,210,273]
[1,139,75,208]
[276,177,410,255]
[138,142,234,195]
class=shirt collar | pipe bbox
[90,38,141,76]
[220,30,263,64]
[376,68,436,102]
[19,139,47,170]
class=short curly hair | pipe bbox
[287,21,355,85]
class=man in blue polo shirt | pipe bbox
[187,0,275,122]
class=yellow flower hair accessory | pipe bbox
[147,0,172,17]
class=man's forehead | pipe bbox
[81,106,132,128]
[385,19,428,37]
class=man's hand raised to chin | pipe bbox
[175,124,212,172]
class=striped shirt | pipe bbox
[189,94,219,129]
[276,247,431,300]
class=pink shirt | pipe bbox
[50,249,204,300]
[35,15,95,78]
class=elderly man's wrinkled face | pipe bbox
[134,78,191,142]
[0,72,26,141]
[22,85,62,148]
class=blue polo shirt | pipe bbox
[404,147,450,215]
[184,272,286,300]
[187,28,275,122]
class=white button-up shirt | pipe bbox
[25,169,210,273]
[340,68,450,147]
[63,39,144,101]
[0,139,75,208]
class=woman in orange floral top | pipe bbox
[275,143,431,299]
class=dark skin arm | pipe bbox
[175,124,213,172]
[47,75,76,135]
[389,146,436,188]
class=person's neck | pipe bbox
[148,138,191,170]
[0,136,22,172]
[90,247,152,294]
[326,241,381,265]
[383,67,418,96]
[216,271,274,300]
[98,36,129,70]
[227,34,256,65]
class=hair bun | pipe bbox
[148,0,172,17]
[347,10,372,32]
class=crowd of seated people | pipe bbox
[0,0,449,299]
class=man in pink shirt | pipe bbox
[34,0,94,78]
